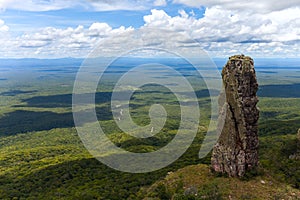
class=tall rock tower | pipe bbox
[211,55,259,177]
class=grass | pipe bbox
[141,164,300,200]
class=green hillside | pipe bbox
[141,164,300,200]
[0,66,300,199]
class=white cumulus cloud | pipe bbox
[141,7,300,57]
[173,0,300,13]
[0,4,299,58]
[0,19,9,31]
[0,0,161,11]
[0,22,134,58]
[0,0,78,11]
[154,0,167,6]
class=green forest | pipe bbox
[0,61,299,199]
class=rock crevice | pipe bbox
[211,55,259,177]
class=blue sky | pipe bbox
[0,4,204,31]
[0,0,299,58]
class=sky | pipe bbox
[0,0,299,58]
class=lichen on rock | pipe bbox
[211,55,259,177]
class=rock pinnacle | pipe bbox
[211,55,259,177]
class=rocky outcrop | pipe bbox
[211,55,259,177]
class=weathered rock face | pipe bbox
[211,55,259,177]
